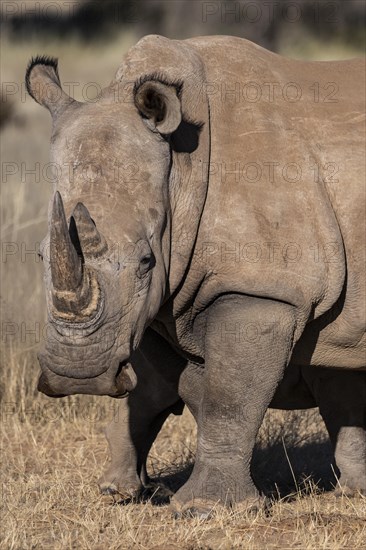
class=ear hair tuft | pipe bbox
[25,55,59,99]
[133,72,183,99]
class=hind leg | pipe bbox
[303,367,366,495]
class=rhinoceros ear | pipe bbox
[25,55,75,117]
[134,80,182,135]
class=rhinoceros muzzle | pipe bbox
[37,356,137,398]
[40,192,140,397]
[49,191,106,323]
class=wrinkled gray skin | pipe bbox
[26,35,365,515]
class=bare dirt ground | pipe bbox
[1,34,365,549]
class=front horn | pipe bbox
[50,192,101,320]
[50,191,82,291]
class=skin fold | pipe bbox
[26,35,365,515]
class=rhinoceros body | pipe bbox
[26,35,365,514]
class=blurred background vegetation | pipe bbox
[0,0,365,381]
[1,0,365,51]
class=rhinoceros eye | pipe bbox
[137,252,155,278]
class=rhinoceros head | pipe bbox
[26,47,209,397]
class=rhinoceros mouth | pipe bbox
[114,361,138,396]
[37,373,66,398]
[38,348,112,379]
[37,357,137,397]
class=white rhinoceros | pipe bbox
[26,35,365,516]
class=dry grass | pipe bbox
[2,349,365,549]
[1,33,365,549]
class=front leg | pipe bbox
[171,294,297,516]
[99,396,183,500]
[99,328,186,499]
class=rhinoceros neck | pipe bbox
[114,35,211,297]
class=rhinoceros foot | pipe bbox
[333,484,366,498]
[169,471,267,519]
[170,494,268,519]
[98,468,142,503]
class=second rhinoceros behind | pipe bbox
[26,35,365,516]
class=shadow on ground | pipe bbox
[141,438,337,506]
[252,438,337,498]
